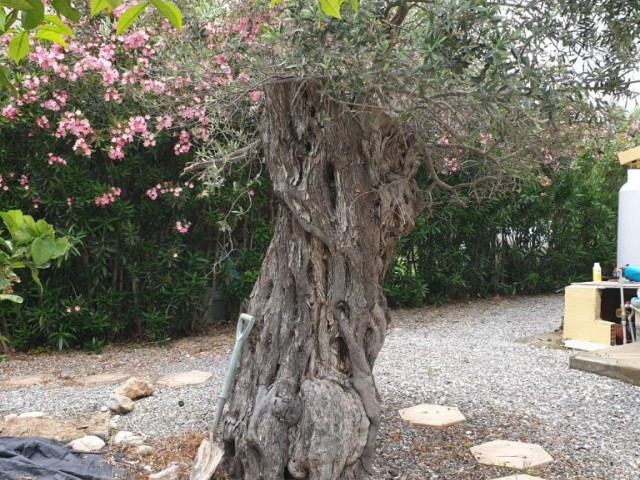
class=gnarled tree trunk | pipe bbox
[222,78,419,479]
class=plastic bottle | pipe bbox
[593,262,602,282]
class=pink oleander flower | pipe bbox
[437,134,450,146]
[540,176,552,187]
[443,157,459,173]
[248,90,262,103]
[175,221,190,234]
[95,186,122,206]
[156,115,173,131]
[47,153,67,165]
[1,105,18,120]
[66,197,73,206]
[35,116,50,128]
[174,130,191,155]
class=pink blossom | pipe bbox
[95,186,122,206]
[1,105,18,120]
[437,134,450,146]
[248,90,262,103]
[47,153,67,165]
[156,115,173,131]
[35,116,50,128]
[174,130,191,155]
[237,72,250,82]
[480,133,492,145]
[175,221,191,234]
[66,197,74,206]
[443,157,459,173]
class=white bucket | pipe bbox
[617,169,640,266]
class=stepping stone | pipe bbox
[156,370,212,387]
[76,373,132,386]
[490,475,547,480]
[2,375,46,388]
[471,440,553,469]
[398,404,466,428]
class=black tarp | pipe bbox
[0,436,115,480]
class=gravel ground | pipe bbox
[1,294,639,479]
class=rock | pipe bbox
[110,415,121,429]
[67,435,105,452]
[136,445,154,456]
[115,377,154,400]
[109,393,134,414]
[149,464,179,480]
[112,430,145,446]
[100,405,108,413]
[18,411,46,418]
[4,414,18,422]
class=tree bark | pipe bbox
[222,78,419,480]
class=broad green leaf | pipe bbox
[34,30,68,47]
[21,0,45,29]
[43,15,73,36]
[0,0,34,11]
[0,294,23,303]
[268,0,283,4]
[34,219,54,236]
[8,31,30,62]
[0,210,24,238]
[22,214,37,235]
[90,0,113,16]
[349,0,358,11]
[116,1,148,35]
[149,0,182,30]
[319,0,342,19]
[0,65,17,96]
[107,0,122,8]
[53,237,70,258]
[31,236,56,265]
[0,9,6,32]
[51,0,80,22]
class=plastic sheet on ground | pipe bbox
[0,436,115,480]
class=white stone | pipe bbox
[155,370,212,388]
[100,405,108,413]
[4,414,18,422]
[18,411,46,418]
[149,464,179,480]
[109,393,134,414]
[115,377,154,400]
[471,440,554,469]
[136,445,154,456]
[67,435,105,452]
[112,430,146,446]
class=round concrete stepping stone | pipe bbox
[398,403,466,428]
[76,373,132,386]
[490,475,547,480]
[471,440,553,469]
[155,369,212,387]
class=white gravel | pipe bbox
[2,294,639,479]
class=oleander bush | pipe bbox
[0,5,271,350]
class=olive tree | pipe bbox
[197,1,640,478]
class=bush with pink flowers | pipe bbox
[0,6,272,350]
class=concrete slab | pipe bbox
[570,341,640,385]
[398,404,465,428]
[490,476,547,480]
[470,440,553,469]
[156,369,212,387]
[76,373,132,386]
